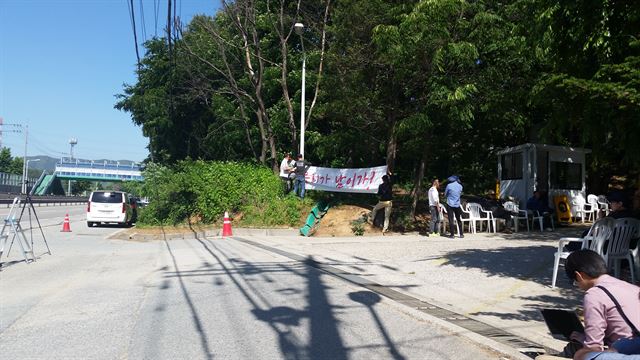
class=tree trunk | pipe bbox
[305,0,331,129]
[411,151,427,219]
[275,0,300,146]
[386,118,398,174]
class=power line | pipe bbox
[166,0,172,54]
[139,0,147,43]
[153,0,159,37]
[127,0,142,68]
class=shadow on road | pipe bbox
[162,237,214,360]
[194,235,349,359]
[441,245,558,284]
[349,291,406,360]
[440,244,582,323]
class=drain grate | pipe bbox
[234,237,548,358]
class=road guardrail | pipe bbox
[0,194,88,207]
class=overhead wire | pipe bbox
[173,0,180,41]
[167,0,172,54]
[153,0,159,37]
[139,0,147,43]
[127,0,142,68]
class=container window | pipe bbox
[550,162,582,190]
[501,152,523,180]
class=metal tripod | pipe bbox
[0,172,51,265]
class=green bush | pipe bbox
[350,216,367,236]
[138,161,302,226]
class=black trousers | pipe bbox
[446,204,464,236]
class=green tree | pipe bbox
[10,157,23,175]
[0,148,13,173]
[531,0,640,188]
[364,0,536,213]
[71,180,92,195]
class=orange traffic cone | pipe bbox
[222,211,232,237]
[61,213,72,232]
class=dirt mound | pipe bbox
[313,204,386,237]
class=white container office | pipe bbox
[497,143,591,217]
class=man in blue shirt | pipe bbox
[527,190,554,229]
[444,175,464,238]
[526,191,549,214]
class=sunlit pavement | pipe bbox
[0,219,511,360]
[244,227,593,355]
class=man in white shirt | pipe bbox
[279,153,294,193]
[428,179,440,236]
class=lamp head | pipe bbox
[294,22,304,35]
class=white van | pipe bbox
[87,191,133,227]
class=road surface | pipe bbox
[1,222,505,359]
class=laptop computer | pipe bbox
[540,309,585,340]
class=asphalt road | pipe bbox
[0,203,87,229]
[0,223,503,359]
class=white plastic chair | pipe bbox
[572,195,597,223]
[587,194,600,220]
[459,206,476,234]
[632,224,640,282]
[504,201,529,232]
[552,217,614,288]
[529,210,555,231]
[466,203,496,233]
[606,218,638,284]
[597,195,610,217]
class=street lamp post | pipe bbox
[294,22,305,158]
[23,158,40,194]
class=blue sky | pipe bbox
[0,0,219,162]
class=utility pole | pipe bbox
[68,138,77,195]
[69,138,77,160]
[21,125,28,194]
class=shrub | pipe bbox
[138,161,302,226]
[350,217,366,236]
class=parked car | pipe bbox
[136,198,149,208]
[86,191,134,227]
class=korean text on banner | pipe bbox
[304,165,388,194]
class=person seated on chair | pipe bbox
[568,191,638,251]
[527,190,554,229]
[527,190,551,213]
[565,250,640,360]
[606,191,634,220]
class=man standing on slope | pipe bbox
[292,154,311,199]
[279,153,294,193]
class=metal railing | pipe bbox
[0,194,88,207]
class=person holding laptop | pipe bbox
[538,250,640,360]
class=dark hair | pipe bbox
[565,249,608,281]
[607,190,628,207]
[382,175,389,183]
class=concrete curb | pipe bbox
[380,295,534,360]
[112,227,299,241]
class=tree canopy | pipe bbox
[116,0,640,196]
